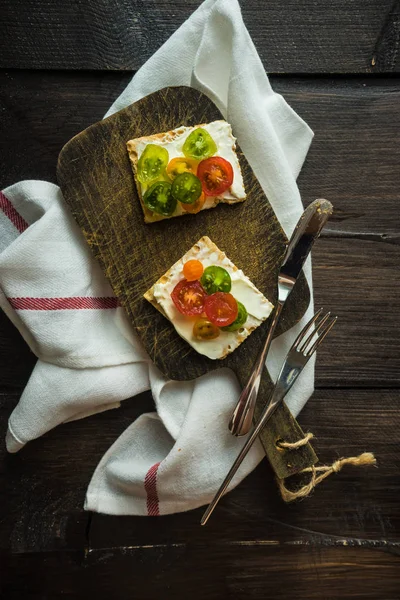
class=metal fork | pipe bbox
[200,308,337,526]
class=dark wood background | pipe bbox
[1,1,399,598]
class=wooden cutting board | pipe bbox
[57,86,317,480]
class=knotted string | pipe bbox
[276,431,377,502]
[277,432,314,449]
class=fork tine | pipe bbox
[292,308,324,349]
[305,316,337,356]
[298,311,331,353]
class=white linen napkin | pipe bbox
[1,0,315,515]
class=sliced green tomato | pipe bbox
[193,318,220,340]
[137,144,169,184]
[200,266,231,294]
[221,301,248,332]
[143,181,177,216]
[142,171,170,191]
[182,128,217,160]
[171,172,202,205]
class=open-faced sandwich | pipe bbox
[144,237,273,359]
[127,121,246,223]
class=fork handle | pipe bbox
[201,394,281,526]
[229,302,283,436]
[233,358,318,480]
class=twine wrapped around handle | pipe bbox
[276,431,377,502]
[277,432,314,449]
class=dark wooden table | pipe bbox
[1,1,400,598]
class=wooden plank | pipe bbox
[1,389,398,554]
[1,72,399,235]
[0,391,90,555]
[313,236,400,387]
[1,71,399,575]
[86,388,400,549]
[279,77,400,236]
[1,72,400,389]
[0,311,36,391]
[4,546,400,599]
[0,390,155,554]
[0,0,399,74]
[1,235,398,391]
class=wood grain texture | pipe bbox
[57,86,309,381]
[2,389,399,555]
[0,390,155,555]
[0,311,36,391]
[57,85,315,479]
[313,236,400,388]
[4,546,400,599]
[0,0,398,74]
[1,72,399,237]
[1,235,398,395]
[1,65,400,598]
[282,77,400,237]
[80,387,400,549]
[1,72,399,390]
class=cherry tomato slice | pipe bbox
[182,192,206,214]
[183,128,217,160]
[197,157,234,196]
[143,181,176,216]
[183,260,204,281]
[193,318,220,341]
[221,301,248,332]
[166,157,198,180]
[205,292,238,327]
[137,144,169,184]
[171,172,202,204]
[171,279,206,316]
[200,266,231,294]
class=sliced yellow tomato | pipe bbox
[193,318,220,341]
[181,192,206,214]
[166,157,198,180]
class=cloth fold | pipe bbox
[1,0,314,515]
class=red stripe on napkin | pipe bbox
[0,191,29,233]
[144,462,161,516]
[7,296,120,310]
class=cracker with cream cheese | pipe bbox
[127,120,246,224]
[144,237,273,360]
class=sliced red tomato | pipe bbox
[171,279,206,316]
[197,157,234,196]
[205,292,238,327]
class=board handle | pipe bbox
[237,364,317,480]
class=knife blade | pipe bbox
[229,198,333,436]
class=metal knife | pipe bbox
[229,198,333,436]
